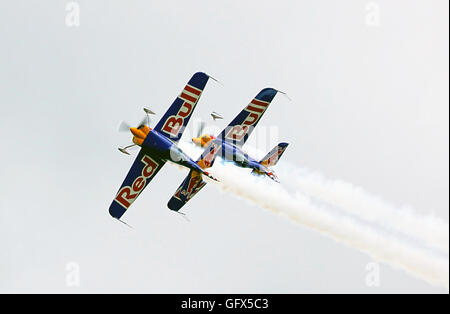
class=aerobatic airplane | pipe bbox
[109,72,219,221]
[168,88,289,212]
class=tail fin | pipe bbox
[259,143,289,167]
[197,141,221,169]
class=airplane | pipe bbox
[168,88,289,212]
[210,111,223,121]
[109,72,219,222]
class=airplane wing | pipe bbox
[217,88,278,147]
[109,149,166,219]
[153,72,210,143]
[167,141,221,211]
[167,170,207,212]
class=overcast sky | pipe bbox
[0,0,448,293]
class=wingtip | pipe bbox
[275,89,291,101]
[204,73,223,86]
[114,218,134,229]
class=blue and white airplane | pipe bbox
[109,72,219,221]
[168,88,289,212]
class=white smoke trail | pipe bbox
[241,145,449,255]
[288,170,449,254]
[178,142,449,288]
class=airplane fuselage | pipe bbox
[213,139,268,174]
[142,130,206,174]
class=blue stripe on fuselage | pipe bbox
[215,139,263,171]
[141,130,202,171]
[140,130,174,159]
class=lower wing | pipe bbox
[109,149,166,219]
[167,141,221,211]
[167,170,207,211]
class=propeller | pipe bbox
[138,115,150,128]
[118,109,154,133]
[118,120,132,132]
[117,108,155,155]
[118,118,148,133]
[195,120,206,138]
[142,107,155,127]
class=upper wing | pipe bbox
[217,88,278,147]
[153,72,210,143]
[109,149,166,219]
[218,88,278,146]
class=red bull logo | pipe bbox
[225,98,269,141]
[162,84,202,137]
[114,155,159,209]
[174,173,207,202]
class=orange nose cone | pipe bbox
[192,137,201,146]
[130,127,146,139]
[133,137,144,146]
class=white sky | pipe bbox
[0,0,448,293]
